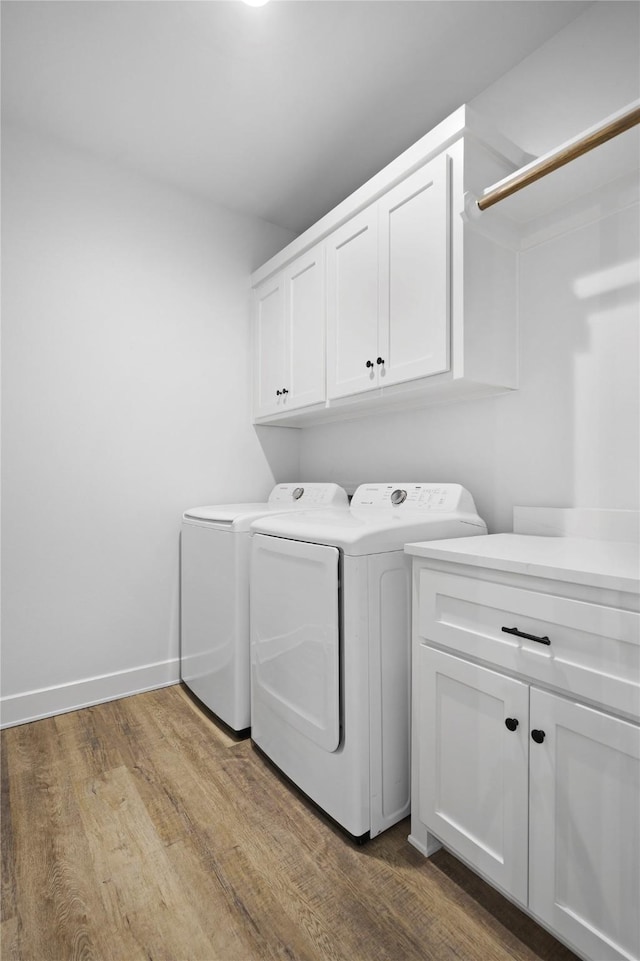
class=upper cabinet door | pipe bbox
[285,243,326,410]
[254,275,286,418]
[378,153,451,388]
[326,205,379,400]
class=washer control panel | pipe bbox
[352,483,471,513]
[268,483,348,507]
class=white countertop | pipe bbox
[405,533,640,593]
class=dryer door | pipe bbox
[251,534,341,752]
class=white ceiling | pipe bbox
[1,1,591,233]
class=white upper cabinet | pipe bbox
[326,205,379,399]
[254,275,286,418]
[285,245,326,409]
[377,153,450,389]
[253,243,325,419]
[326,154,450,401]
[251,105,525,427]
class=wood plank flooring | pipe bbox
[1,684,579,961]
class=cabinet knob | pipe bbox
[282,388,289,394]
[366,360,374,369]
[531,729,546,744]
[505,718,519,732]
[276,390,282,396]
[376,357,385,365]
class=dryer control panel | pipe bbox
[352,483,476,514]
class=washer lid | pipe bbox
[249,484,487,554]
[183,503,270,530]
[182,482,348,532]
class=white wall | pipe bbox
[470,1,640,155]
[1,124,298,726]
[299,1,640,533]
[3,2,638,728]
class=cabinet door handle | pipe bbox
[276,390,282,396]
[376,357,385,365]
[366,360,374,369]
[502,626,551,646]
[505,717,519,732]
[282,388,289,394]
[531,729,546,744]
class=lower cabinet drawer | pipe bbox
[418,570,640,718]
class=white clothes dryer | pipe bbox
[249,483,487,839]
[181,483,348,734]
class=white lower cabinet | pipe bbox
[418,646,640,960]
[418,647,530,906]
[410,546,640,961]
[528,689,640,961]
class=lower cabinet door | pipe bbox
[529,688,640,961]
[418,646,529,905]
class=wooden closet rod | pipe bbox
[477,101,640,211]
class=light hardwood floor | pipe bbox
[1,684,579,961]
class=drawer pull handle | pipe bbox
[531,729,546,744]
[502,626,551,646]
[505,718,519,732]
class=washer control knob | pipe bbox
[391,489,407,505]
[292,487,304,500]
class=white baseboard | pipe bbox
[0,658,181,729]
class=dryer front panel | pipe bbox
[251,534,340,752]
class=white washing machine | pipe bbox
[249,483,487,840]
[180,483,348,734]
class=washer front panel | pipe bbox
[251,534,341,752]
